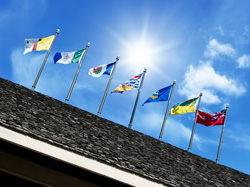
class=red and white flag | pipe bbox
[196,110,226,127]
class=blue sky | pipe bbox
[1,0,250,175]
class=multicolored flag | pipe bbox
[142,85,173,106]
[196,110,226,127]
[169,97,198,115]
[53,49,85,64]
[88,62,116,77]
[23,35,55,55]
[111,73,142,93]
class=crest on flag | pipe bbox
[142,85,173,105]
[197,110,226,127]
[111,73,142,93]
[169,97,198,115]
[93,66,102,75]
[88,62,115,77]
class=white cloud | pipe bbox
[166,118,202,144]
[226,125,250,151]
[228,134,250,150]
[139,112,203,148]
[140,112,165,129]
[11,48,44,87]
[239,25,250,45]
[10,48,94,100]
[218,26,225,36]
[179,62,246,104]
[204,39,235,58]
[236,54,250,68]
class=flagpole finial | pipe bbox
[143,68,147,72]
[173,80,176,84]
[87,42,90,47]
[56,29,60,33]
[226,104,229,108]
[200,92,203,96]
[116,55,119,60]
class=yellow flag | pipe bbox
[36,35,55,51]
[24,35,55,54]
[169,97,198,115]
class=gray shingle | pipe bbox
[1,77,250,186]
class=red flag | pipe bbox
[196,110,226,127]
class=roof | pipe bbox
[0,77,250,186]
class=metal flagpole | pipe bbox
[188,92,203,152]
[65,42,90,103]
[128,68,147,129]
[216,104,229,163]
[32,29,60,90]
[159,80,176,140]
[97,56,119,116]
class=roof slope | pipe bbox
[0,77,250,187]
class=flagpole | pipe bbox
[65,42,90,103]
[216,104,229,163]
[159,80,176,140]
[188,92,202,152]
[97,56,119,116]
[128,68,147,129]
[32,29,60,90]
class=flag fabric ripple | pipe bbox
[53,49,85,64]
[169,97,198,115]
[23,35,55,54]
[111,73,142,93]
[142,85,173,106]
[88,62,116,77]
[196,110,226,127]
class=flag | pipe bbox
[88,62,116,77]
[169,97,198,115]
[53,49,85,64]
[23,35,55,55]
[111,73,142,93]
[196,110,226,127]
[142,85,173,106]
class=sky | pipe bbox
[1,0,250,175]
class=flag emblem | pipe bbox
[93,66,102,74]
[143,85,173,105]
[169,97,198,115]
[197,110,226,127]
[150,91,159,99]
[63,55,70,59]
[111,73,142,93]
[54,49,85,64]
[88,62,116,78]
[23,35,55,55]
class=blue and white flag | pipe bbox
[88,62,116,77]
[54,49,85,64]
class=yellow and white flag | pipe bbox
[23,35,55,54]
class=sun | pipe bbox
[126,40,154,67]
[108,22,169,74]
[121,35,162,73]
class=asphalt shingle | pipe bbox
[1,77,250,187]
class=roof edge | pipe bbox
[0,126,166,187]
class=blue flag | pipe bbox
[142,85,173,106]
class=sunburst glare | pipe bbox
[126,40,154,70]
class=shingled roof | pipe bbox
[1,77,250,187]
